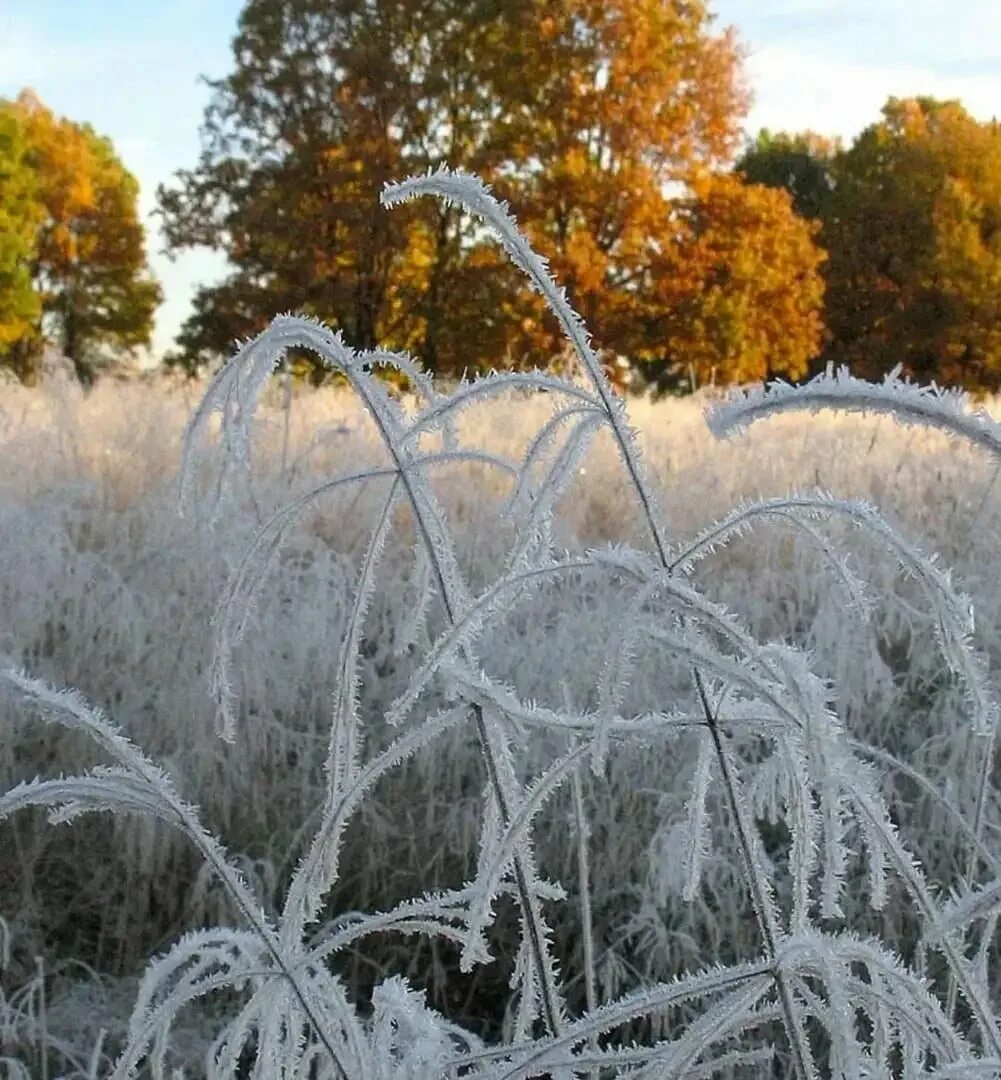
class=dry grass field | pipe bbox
[1,350,1000,1074]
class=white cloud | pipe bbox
[741,45,1001,141]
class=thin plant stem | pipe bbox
[571,767,599,1079]
[693,668,815,1080]
[350,372,567,1036]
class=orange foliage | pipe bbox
[824,98,1001,391]
[160,0,825,387]
[4,90,160,382]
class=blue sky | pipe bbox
[3,0,1001,360]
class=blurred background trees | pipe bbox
[737,98,1001,393]
[3,2,1001,393]
[0,103,42,366]
[824,98,1001,392]
[157,0,825,389]
[736,129,839,222]
[0,91,160,384]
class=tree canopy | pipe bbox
[0,91,161,384]
[737,99,1001,392]
[10,22,1001,394]
[735,129,838,222]
[0,103,41,362]
[825,97,1001,390]
[645,172,826,389]
[159,0,825,389]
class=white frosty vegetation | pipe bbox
[3,169,1001,1076]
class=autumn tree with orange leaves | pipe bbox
[0,102,41,362]
[737,100,1001,392]
[824,98,1001,391]
[637,173,825,390]
[159,0,825,389]
[0,91,160,384]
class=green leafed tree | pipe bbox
[158,0,526,377]
[735,128,838,221]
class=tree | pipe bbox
[822,97,1001,390]
[0,102,41,374]
[2,91,161,384]
[481,0,746,362]
[160,0,825,387]
[159,0,525,377]
[734,129,838,221]
[640,172,826,390]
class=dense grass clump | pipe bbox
[3,172,1001,1076]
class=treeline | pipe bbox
[739,100,1001,393]
[154,0,825,392]
[2,1,1001,393]
[0,91,159,384]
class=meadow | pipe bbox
[3,176,1001,1077]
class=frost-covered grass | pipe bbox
[3,173,1001,1075]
